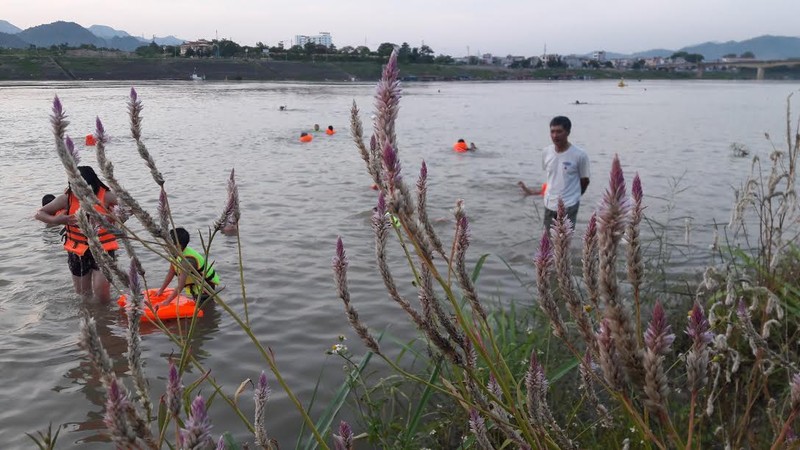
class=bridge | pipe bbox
[697,59,800,80]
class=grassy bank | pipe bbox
[0,52,784,82]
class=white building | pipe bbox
[294,32,333,48]
[592,50,606,62]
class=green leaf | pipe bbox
[301,331,384,450]
[471,253,490,283]
[401,359,442,445]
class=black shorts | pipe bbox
[67,250,116,277]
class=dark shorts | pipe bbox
[543,203,580,234]
[67,250,116,277]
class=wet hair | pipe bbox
[300,132,308,137]
[327,125,334,131]
[74,166,109,195]
[42,194,56,206]
[457,139,466,143]
[170,227,190,249]
[549,116,572,133]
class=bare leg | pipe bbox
[92,269,111,304]
[72,275,92,296]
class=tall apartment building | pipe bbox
[294,32,332,47]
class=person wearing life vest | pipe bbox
[156,227,221,305]
[300,132,313,143]
[34,166,120,302]
[326,125,336,135]
[453,139,469,153]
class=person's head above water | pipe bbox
[327,125,334,131]
[42,194,56,206]
[300,132,309,137]
[314,124,320,131]
[457,139,466,143]
[170,227,190,250]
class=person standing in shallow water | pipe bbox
[520,116,590,233]
[34,166,120,303]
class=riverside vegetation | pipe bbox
[28,49,800,449]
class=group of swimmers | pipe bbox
[300,124,336,142]
[36,166,222,306]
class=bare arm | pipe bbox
[580,178,590,195]
[34,194,73,225]
[156,265,176,297]
[517,181,542,196]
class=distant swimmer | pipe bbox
[300,132,313,143]
[469,142,478,151]
[453,139,469,153]
[279,105,286,111]
[313,124,321,133]
[326,125,336,135]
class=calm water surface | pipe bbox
[1,79,798,448]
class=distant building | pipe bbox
[592,50,606,62]
[180,39,213,56]
[295,32,333,48]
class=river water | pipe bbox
[1,79,798,448]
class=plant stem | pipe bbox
[770,409,798,450]
[685,390,697,450]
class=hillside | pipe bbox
[679,35,800,60]
[0,19,21,34]
[0,31,28,48]
[17,21,105,48]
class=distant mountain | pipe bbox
[17,21,105,47]
[88,24,132,39]
[153,35,185,46]
[0,19,21,34]
[0,31,29,48]
[678,35,800,60]
[630,49,674,59]
[107,35,148,52]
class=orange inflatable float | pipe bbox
[117,288,204,322]
[85,134,97,146]
[300,133,313,143]
[453,141,469,152]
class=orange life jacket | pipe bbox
[453,141,469,152]
[63,188,119,256]
[300,134,313,142]
[326,129,335,135]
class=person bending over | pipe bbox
[156,227,220,305]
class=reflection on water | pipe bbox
[57,300,222,446]
[1,79,799,447]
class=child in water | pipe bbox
[156,227,220,305]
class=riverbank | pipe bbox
[0,53,788,82]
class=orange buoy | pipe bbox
[300,133,313,143]
[85,134,96,146]
[453,141,469,152]
[118,288,204,322]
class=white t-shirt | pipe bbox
[541,143,590,211]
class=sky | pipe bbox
[3,0,800,56]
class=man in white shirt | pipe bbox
[521,116,590,233]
